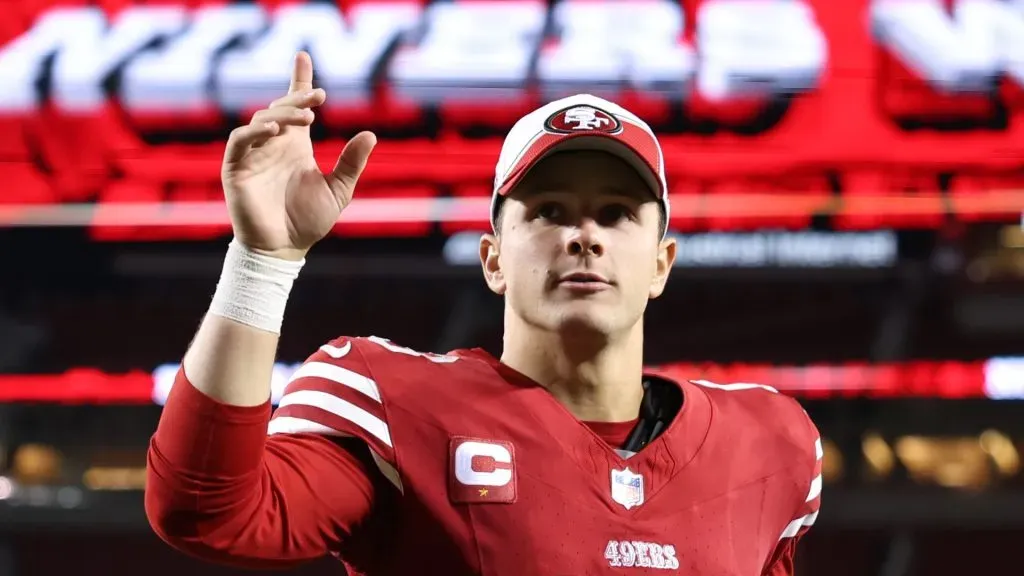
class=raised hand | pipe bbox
[221,51,377,260]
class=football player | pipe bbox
[146,52,822,575]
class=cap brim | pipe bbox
[496,133,663,200]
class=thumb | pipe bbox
[327,131,377,202]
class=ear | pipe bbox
[649,235,676,299]
[479,233,506,295]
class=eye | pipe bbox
[598,203,634,226]
[534,202,565,222]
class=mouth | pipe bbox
[559,272,610,284]
[556,272,613,292]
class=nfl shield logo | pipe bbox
[610,467,645,510]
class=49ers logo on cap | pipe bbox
[544,105,622,135]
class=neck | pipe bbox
[500,317,645,423]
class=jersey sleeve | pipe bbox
[762,413,823,575]
[269,337,402,490]
[146,364,387,569]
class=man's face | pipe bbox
[479,150,676,337]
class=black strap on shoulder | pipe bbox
[621,376,684,453]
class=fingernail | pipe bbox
[305,90,318,98]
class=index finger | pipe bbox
[289,51,314,94]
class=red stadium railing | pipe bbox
[0,357,1021,404]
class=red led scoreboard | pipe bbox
[0,0,1020,240]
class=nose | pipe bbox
[565,219,604,257]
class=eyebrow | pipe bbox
[602,185,656,201]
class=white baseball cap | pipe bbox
[491,93,670,236]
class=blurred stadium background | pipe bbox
[1,0,1023,574]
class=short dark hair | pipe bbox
[493,196,508,234]
[492,197,667,238]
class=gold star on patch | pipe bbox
[478,488,489,497]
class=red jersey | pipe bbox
[147,336,821,575]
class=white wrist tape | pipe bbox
[208,239,305,334]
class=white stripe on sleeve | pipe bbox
[780,435,824,541]
[806,474,822,502]
[289,361,382,402]
[779,510,819,540]
[690,379,779,394]
[268,416,349,437]
[278,390,392,447]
